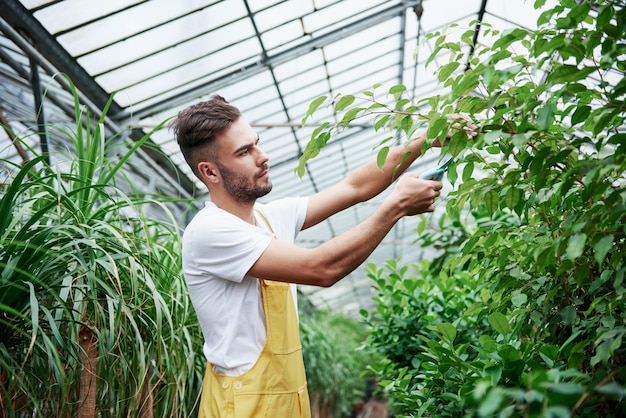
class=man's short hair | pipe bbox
[169,95,241,180]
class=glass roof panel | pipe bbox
[261,20,306,51]
[32,0,144,34]
[274,50,326,82]
[54,0,231,56]
[255,1,315,33]
[94,30,260,92]
[78,12,255,76]
[303,0,390,35]
[324,21,399,60]
[248,0,283,11]
[107,39,263,107]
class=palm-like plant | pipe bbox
[0,76,204,417]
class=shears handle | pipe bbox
[419,157,453,181]
[419,167,446,181]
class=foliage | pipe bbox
[0,76,204,416]
[300,307,376,418]
[300,0,626,416]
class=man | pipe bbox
[170,95,447,417]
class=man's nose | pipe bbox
[257,148,269,166]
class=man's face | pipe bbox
[214,117,272,203]
[216,161,272,203]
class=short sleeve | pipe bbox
[182,206,273,284]
[256,196,308,241]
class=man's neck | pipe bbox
[211,195,257,225]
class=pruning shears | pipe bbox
[419,157,453,181]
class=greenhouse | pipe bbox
[1,0,624,416]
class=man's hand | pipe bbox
[431,112,478,147]
[387,172,443,215]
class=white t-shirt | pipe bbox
[182,197,308,375]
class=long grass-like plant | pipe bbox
[0,75,204,417]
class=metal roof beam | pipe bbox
[0,0,121,114]
[466,0,488,70]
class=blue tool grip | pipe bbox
[419,167,446,181]
[419,157,453,181]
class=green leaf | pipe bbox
[334,94,355,112]
[394,98,411,111]
[376,147,390,170]
[340,107,364,127]
[311,121,330,139]
[547,65,596,84]
[448,130,467,157]
[374,114,391,131]
[608,133,626,146]
[447,160,458,185]
[462,161,475,182]
[416,214,427,235]
[492,28,528,50]
[560,305,577,326]
[511,293,527,308]
[302,95,327,126]
[539,345,559,367]
[389,84,407,100]
[461,29,475,46]
[483,130,502,145]
[537,104,555,130]
[593,235,613,266]
[427,116,448,139]
[452,73,479,96]
[436,323,457,343]
[488,312,510,335]
[543,382,585,395]
[512,133,530,147]
[462,237,479,255]
[566,233,587,260]
[484,190,499,214]
[498,345,521,362]
[595,382,626,399]
[568,2,591,24]
[484,365,502,386]
[479,335,498,353]
[438,62,460,82]
[478,388,505,417]
[504,187,522,211]
[571,105,591,125]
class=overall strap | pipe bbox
[254,208,275,235]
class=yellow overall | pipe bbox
[198,212,311,417]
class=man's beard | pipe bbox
[218,163,272,203]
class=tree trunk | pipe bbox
[78,325,97,418]
[0,368,7,418]
[138,371,154,418]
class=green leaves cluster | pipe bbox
[300,308,376,417]
[301,0,625,416]
[297,84,431,178]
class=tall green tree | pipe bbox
[300,0,625,416]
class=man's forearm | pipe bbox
[310,199,404,287]
[308,169,437,287]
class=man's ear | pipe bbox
[198,161,220,184]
